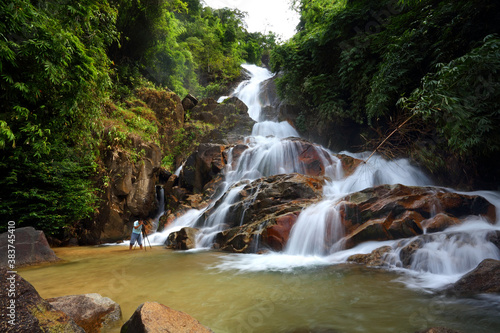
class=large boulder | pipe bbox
[287,137,362,177]
[338,184,496,249]
[190,98,219,122]
[179,143,227,193]
[447,259,500,295]
[0,227,59,268]
[182,93,198,111]
[194,97,254,145]
[165,227,199,250]
[207,173,325,253]
[0,268,84,332]
[47,293,122,333]
[121,302,213,333]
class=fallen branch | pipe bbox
[363,113,416,164]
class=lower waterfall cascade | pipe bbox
[149,64,500,292]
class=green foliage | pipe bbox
[400,35,500,156]
[0,143,100,236]
[109,0,277,97]
[271,0,500,160]
[0,0,117,236]
[0,0,279,237]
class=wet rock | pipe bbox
[47,293,121,333]
[165,227,199,250]
[164,174,178,193]
[447,259,500,295]
[398,238,425,268]
[207,173,324,229]
[487,230,500,251]
[285,138,363,177]
[347,246,392,267]
[0,268,84,333]
[121,301,213,333]
[209,174,325,253]
[262,212,300,251]
[421,213,460,233]
[0,227,59,268]
[339,184,496,249]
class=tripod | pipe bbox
[141,222,153,251]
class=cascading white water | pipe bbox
[232,64,274,121]
[150,186,165,233]
[151,64,500,291]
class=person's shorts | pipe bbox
[130,232,142,245]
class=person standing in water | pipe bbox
[129,219,144,250]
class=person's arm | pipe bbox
[133,221,143,230]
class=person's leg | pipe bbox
[138,234,143,250]
[130,233,138,250]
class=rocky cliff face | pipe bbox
[77,87,255,244]
[90,139,162,244]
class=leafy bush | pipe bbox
[400,35,500,156]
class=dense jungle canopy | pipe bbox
[1,0,499,238]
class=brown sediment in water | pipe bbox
[18,246,500,333]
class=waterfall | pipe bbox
[150,186,165,233]
[232,64,274,121]
[149,64,500,291]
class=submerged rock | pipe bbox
[121,302,213,333]
[47,293,121,333]
[416,327,463,333]
[0,227,60,268]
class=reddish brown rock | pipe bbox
[121,302,213,333]
[287,138,363,177]
[224,144,249,169]
[179,143,227,193]
[262,212,300,251]
[339,184,496,249]
[338,154,363,177]
[206,173,324,230]
[210,174,324,253]
[421,213,460,233]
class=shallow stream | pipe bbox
[18,245,500,333]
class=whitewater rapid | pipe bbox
[149,64,500,292]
